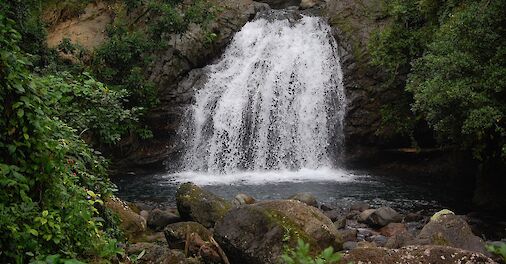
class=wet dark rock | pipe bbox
[164,221,212,250]
[350,202,370,212]
[334,217,347,229]
[176,182,232,228]
[356,228,379,241]
[199,244,222,264]
[233,193,256,206]
[147,209,181,231]
[320,204,334,211]
[288,192,318,207]
[324,209,345,222]
[214,200,342,264]
[379,223,407,237]
[358,207,402,227]
[338,228,358,242]
[342,241,357,251]
[341,245,496,264]
[367,235,388,247]
[385,231,416,249]
[415,214,487,254]
[404,210,424,222]
[358,209,375,222]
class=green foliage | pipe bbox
[487,242,506,262]
[407,0,506,161]
[0,12,121,263]
[281,239,341,264]
[370,0,506,163]
[92,0,219,113]
[34,72,142,145]
[93,30,157,109]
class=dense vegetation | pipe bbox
[0,0,217,262]
[370,0,505,166]
[0,13,121,263]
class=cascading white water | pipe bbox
[181,11,346,175]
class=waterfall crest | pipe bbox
[182,11,346,174]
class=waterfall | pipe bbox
[181,11,346,175]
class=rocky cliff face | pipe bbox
[117,0,393,173]
[113,0,272,172]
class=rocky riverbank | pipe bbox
[106,183,505,263]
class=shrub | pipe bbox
[34,72,143,145]
[0,13,121,263]
[280,239,341,264]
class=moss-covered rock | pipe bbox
[214,200,342,264]
[164,221,212,250]
[415,214,487,254]
[176,183,232,228]
[105,196,146,240]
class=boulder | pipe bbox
[340,245,495,264]
[164,222,212,250]
[125,242,203,264]
[342,241,357,251]
[358,207,402,227]
[288,192,318,207]
[379,223,407,237]
[324,209,345,222]
[404,210,424,222]
[385,231,415,249]
[337,228,357,242]
[334,217,346,229]
[415,214,487,254]
[367,235,388,247]
[358,209,375,222]
[140,210,150,220]
[233,193,256,206]
[350,202,370,212]
[147,209,181,231]
[105,196,146,239]
[214,200,342,264]
[176,182,232,228]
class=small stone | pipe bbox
[233,193,256,206]
[368,235,388,247]
[288,192,318,207]
[359,207,402,227]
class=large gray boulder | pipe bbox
[176,183,232,228]
[214,200,342,264]
[415,214,487,254]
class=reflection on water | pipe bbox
[112,169,470,215]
